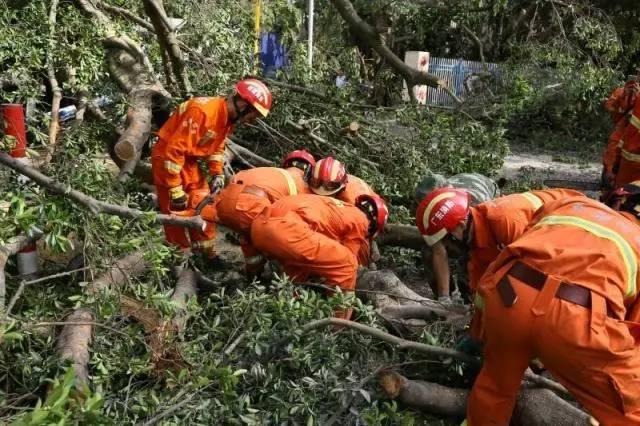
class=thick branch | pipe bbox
[0,153,205,230]
[329,0,461,104]
[379,371,589,425]
[227,140,275,167]
[142,0,191,95]
[56,251,150,387]
[376,223,424,250]
[301,318,568,396]
[95,1,155,31]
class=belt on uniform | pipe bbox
[497,261,617,319]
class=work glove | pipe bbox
[211,174,225,194]
[169,186,188,211]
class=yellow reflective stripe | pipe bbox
[460,420,468,426]
[622,149,640,163]
[630,114,640,130]
[178,102,188,114]
[473,293,484,311]
[536,215,637,297]
[207,154,225,162]
[197,130,216,146]
[520,192,543,210]
[164,160,182,174]
[169,185,185,199]
[329,198,345,207]
[275,168,297,196]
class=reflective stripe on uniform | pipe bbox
[178,101,189,114]
[193,240,215,249]
[473,293,484,311]
[621,149,640,163]
[520,192,543,210]
[535,215,637,297]
[275,168,297,196]
[460,420,468,426]
[329,198,345,207]
[164,160,182,174]
[630,114,640,130]
[207,154,225,162]
[197,130,216,146]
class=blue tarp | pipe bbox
[259,32,290,77]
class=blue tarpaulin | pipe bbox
[259,32,290,77]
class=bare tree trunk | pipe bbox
[379,371,591,426]
[376,224,424,250]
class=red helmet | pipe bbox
[415,188,470,246]
[235,79,272,117]
[310,156,348,196]
[282,149,316,170]
[356,194,389,238]
[605,180,640,216]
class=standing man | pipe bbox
[151,79,272,259]
[602,79,639,192]
[463,194,640,425]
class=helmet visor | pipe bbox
[310,176,343,192]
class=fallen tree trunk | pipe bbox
[56,251,150,387]
[376,224,424,250]
[379,371,590,426]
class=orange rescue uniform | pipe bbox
[203,167,310,271]
[250,194,370,292]
[337,174,376,204]
[603,87,628,176]
[466,196,640,426]
[151,97,232,254]
[467,189,584,292]
[616,88,640,186]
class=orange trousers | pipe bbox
[153,159,216,255]
[615,156,640,187]
[467,262,640,425]
[250,211,358,291]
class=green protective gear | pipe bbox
[415,171,499,206]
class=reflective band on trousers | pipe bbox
[520,192,543,210]
[207,154,225,162]
[621,149,640,163]
[631,114,640,130]
[274,168,297,196]
[535,215,637,297]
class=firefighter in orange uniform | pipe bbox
[614,79,640,187]
[602,80,639,192]
[415,188,584,302]
[208,150,315,276]
[250,193,388,318]
[151,79,272,258]
[308,157,378,204]
[462,190,640,426]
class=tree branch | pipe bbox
[301,317,569,397]
[95,0,155,32]
[329,0,462,105]
[0,152,205,230]
[142,0,191,95]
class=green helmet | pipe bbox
[415,171,449,202]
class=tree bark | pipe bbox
[56,251,150,387]
[376,223,424,250]
[378,371,591,426]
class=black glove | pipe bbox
[211,174,225,194]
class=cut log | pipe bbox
[55,251,150,387]
[56,309,93,384]
[376,223,424,251]
[379,371,592,426]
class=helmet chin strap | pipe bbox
[230,95,254,124]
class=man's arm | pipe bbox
[431,241,451,299]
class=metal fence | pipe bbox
[425,57,500,107]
